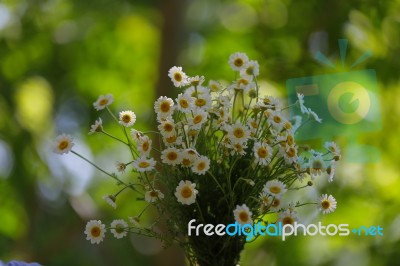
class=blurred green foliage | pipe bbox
[0,0,399,265]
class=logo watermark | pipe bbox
[188,219,383,241]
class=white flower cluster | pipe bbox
[53,52,341,244]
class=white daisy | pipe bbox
[282,144,298,164]
[181,149,199,168]
[308,152,325,179]
[233,204,253,225]
[208,80,222,92]
[188,75,205,86]
[318,194,337,214]
[53,134,74,155]
[168,66,188,87]
[175,180,198,205]
[261,96,282,111]
[158,120,176,137]
[189,109,208,130]
[228,142,248,156]
[136,135,152,157]
[176,93,194,113]
[110,219,129,239]
[226,121,251,144]
[163,134,183,146]
[228,52,249,71]
[84,220,106,244]
[326,161,336,182]
[191,155,210,175]
[88,118,103,134]
[161,147,182,166]
[119,110,136,127]
[145,189,165,203]
[268,110,285,128]
[324,141,341,160]
[270,196,283,212]
[253,142,273,166]
[193,92,212,111]
[236,77,254,93]
[115,161,126,173]
[264,180,287,197]
[154,96,174,119]
[102,195,116,209]
[132,157,156,172]
[278,209,299,226]
[93,94,113,111]
[240,60,260,78]
[130,129,144,141]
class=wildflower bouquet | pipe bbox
[53,52,340,266]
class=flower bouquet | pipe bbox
[53,52,340,266]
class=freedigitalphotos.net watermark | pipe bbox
[187,219,383,241]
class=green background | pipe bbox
[0,0,399,265]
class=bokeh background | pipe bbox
[1,0,399,265]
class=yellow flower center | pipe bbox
[163,123,174,132]
[58,140,69,150]
[282,216,294,225]
[287,135,294,146]
[257,147,268,158]
[234,58,244,67]
[193,115,203,124]
[272,198,280,207]
[142,142,149,151]
[197,162,206,171]
[269,186,281,194]
[246,66,254,75]
[174,73,182,82]
[195,98,206,107]
[138,161,150,168]
[273,115,282,124]
[160,102,171,113]
[166,135,177,143]
[167,152,178,161]
[239,211,249,222]
[149,191,158,197]
[99,99,108,106]
[321,200,330,209]
[233,128,244,138]
[91,226,101,237]
[182,158,191,166]
[181,186,192,198]
[122,114,131,123]
[286,147,296,157]
[179,99,189,108]
[312,160,323,170]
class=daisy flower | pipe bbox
[193,92,212,111]
[308,152,325,179]
[189,109,208,130]
[228,142,248,156]
[278,209,299,226]
[53,134,74,155]
[145,189,165,203]
[228,52,249,71]
[88,118,103,134]
[110,219,129,239]
[240,60,260,78]
[175,180,198,205]
[163,134,183,146]
[282,144,298,164]
[208,80,222,92]
[161,147,182,166]
[326,161,336,182]
[236,77,254,93]
[132,157,156,172]
[188,75,205,86]
[93,94,113,111]
[324,141,341,160]
[191,155,210,175]
[84,220,106,244]
[136,135,152,157]
[181,149,198,168]
[154,96,174,119]
[318,194,337,214]
[253,142,273,165]
[270,196,283,212]
[264,180,287,197]
[168,66,188,87]
[233,204,253,225]
[130,129,144,141]
[226,121,251,144]
[158,120,176,137]
[115,161,126,173]
[102,195,116,209]
[119,110,136,127]
[176,93,194,113]
[268,110,285,128]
